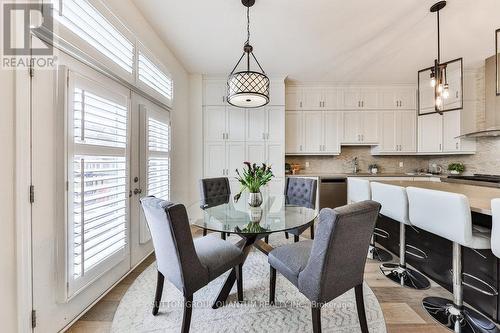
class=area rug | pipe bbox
[112,235,387,332]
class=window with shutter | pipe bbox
[53,0,134,74]
[68,71,129,295]
[138,52,173,101]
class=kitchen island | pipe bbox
[372,180,500,324]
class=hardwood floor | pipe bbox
[67,229,451,333]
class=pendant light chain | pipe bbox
[246,6,250,45]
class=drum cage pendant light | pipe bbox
[227,0,270,108]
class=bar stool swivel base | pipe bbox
[422,297,500,333]
[380,263,431,290]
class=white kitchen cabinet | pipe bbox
[373,110,416,154]
[227,107,246,141]
[442,110,461,152]
[380,88,416,109]
[267,143,284,175]
[341,88,379,109]
[397,111,417,152]
[418,113,443,153]
[203,81,227,105]
[204,106,227,141]
[285,89,300,110]
[302,87,324,109]
[323,111,340,153]
[246,142,266,163]
[267,107,285,142]
[341,112,360,143]
[204,142,227,177]
[360,88,379,109]
[286,110,341,154]
[444,68,462,109]
[323,88,341,109]
[227,142,246,178]
[418,110,475,154]
[285,111,303,153]
[246,107,267,141]
[341,111,379,144]
[342,89,361,109]
[304,111,324,153]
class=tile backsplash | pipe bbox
[285,139,500,175]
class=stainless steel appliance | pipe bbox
[319,178,347,209]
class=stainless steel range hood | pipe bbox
[460,55,500,138]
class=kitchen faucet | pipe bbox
[352,157,359,174]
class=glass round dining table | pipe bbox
[186,192,318,308]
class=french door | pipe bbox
[31,47,169,331]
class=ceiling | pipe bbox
[132,0,500,84]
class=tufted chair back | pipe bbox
[285,177,317,209]
[199,177,231,208]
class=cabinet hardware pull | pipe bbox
[300,101,302,108]
[456,142,459,150]
[439,143,442,151]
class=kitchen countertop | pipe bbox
[377,180,500,216]
[286,172,442,179]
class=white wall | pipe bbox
[0,64,17,333]
[188,74,203,202]
[0,0,192,331]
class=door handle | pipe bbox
[133,188,142,195]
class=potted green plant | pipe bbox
[234,162,274,207]
[448,162,465,175]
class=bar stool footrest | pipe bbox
[422,296,500,333]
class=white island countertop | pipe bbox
[376,180,500,216]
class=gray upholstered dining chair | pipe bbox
[268,201,381,333]
[199,177,231,238]
[140,196,245,333]
[283,177,318,242]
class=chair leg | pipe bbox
[269,266,276,305]
[285,232,289,239]
[310,224,315,240]
[235,264,243,303]
[221,232,226,240]
[311,305,322,333]
[181,295,193,333]
[354,284,369,333]
[294,235,299,243]
[152,271,165,316]
[203,229,207,236]
[264,235,269,243]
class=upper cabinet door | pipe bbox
[341,112,360,143]
[204,81,227,105]
[323,88,340,109]
[419,85,436,114]
[444,69,462,109]
[246,107,267,141]
[360,111,379,142]
[204,106,226,141]
[267,107,284,142]
[397,111,416,152]
[342,89,361,109]
[285,89,300,110]
[226,107,246,141]
[396,89,416,109]
[285,111,303,153]
[380,90,398,109]
[303,111,324,153]
[442,110,461,152]
[323,111,340,153]
[378,111,397,151]
[360,88,379,109]
[418,113,443,153]
[302,87,323,110]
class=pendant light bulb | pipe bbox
[437,84,443,93]
[443,84,449,99]
[430,77,436,88]
[435,95,443,108]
